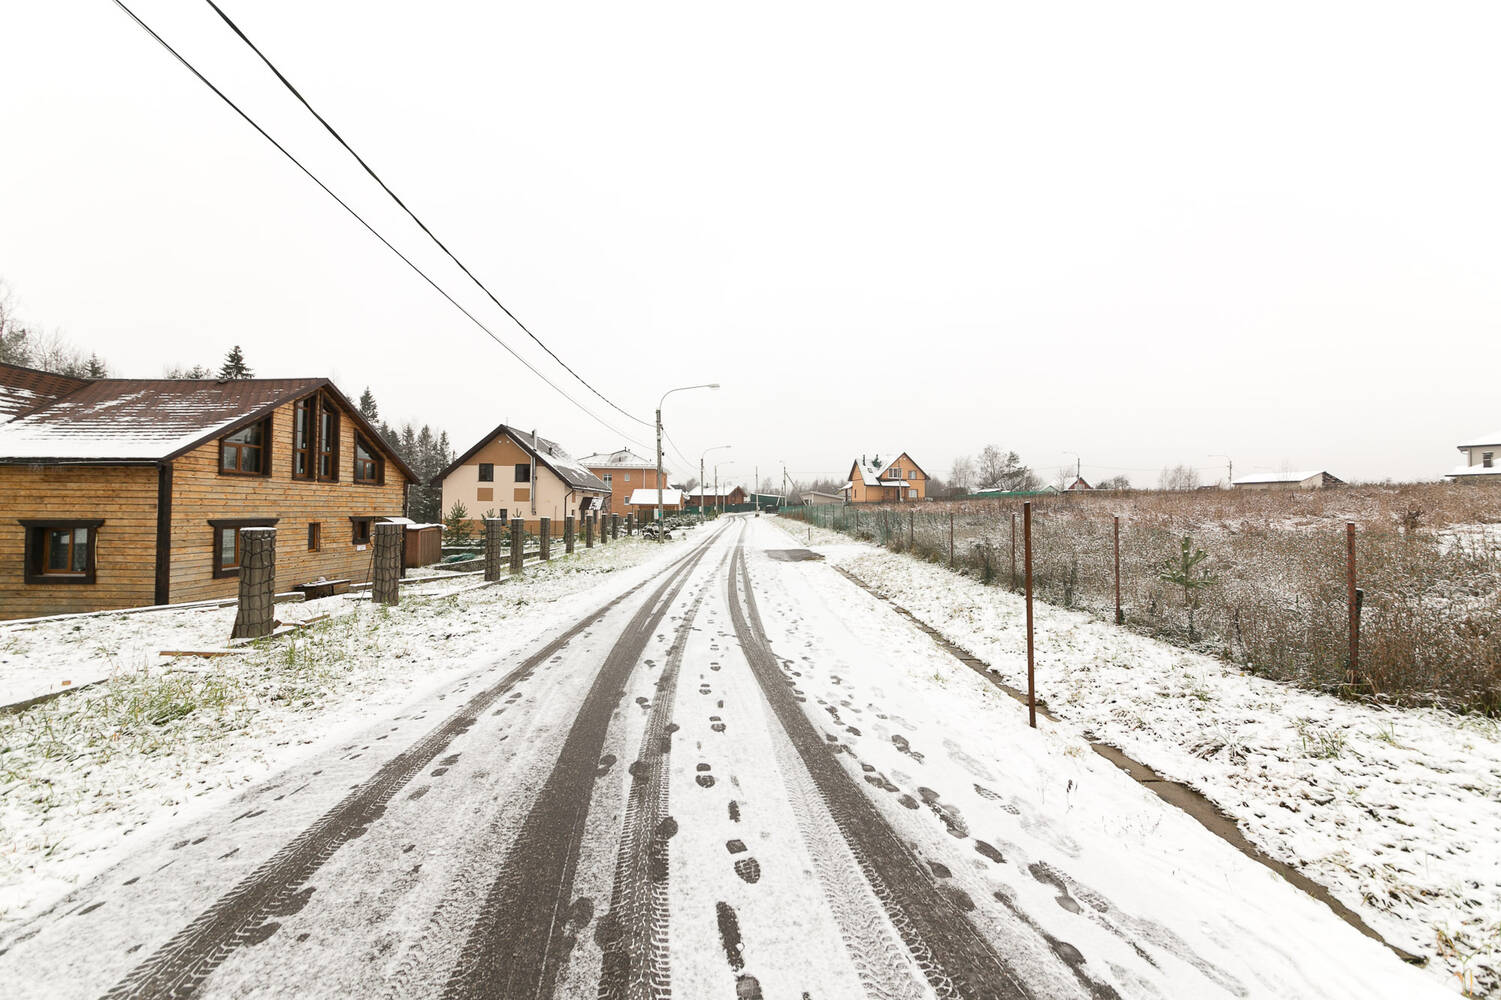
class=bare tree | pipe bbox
[976,444,1039,492]
[948,455,975,494]
[1157,464,1201,491]
[0,280,109,376]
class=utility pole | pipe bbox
[1210,454,1233,488]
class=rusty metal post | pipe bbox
[564,515,575,555]
[949,510,955,568]
[1010,510,1017,592]
[1347,522,1360,687]
[484,517,505,582]
[231,527,276,640]
[509,518,524,575]
[539,516,551,561]
[372,522,402,605]
[1113,514,1123,625]
[1025,502,1036,728]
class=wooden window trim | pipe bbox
[353,433,384,485]
[217,417,272,478]
[308,522,321,551]
[209,517,278,579]
[20,519,103,585]
[318,396,340,482]
[349,516,373,545]
[292,397,314,480]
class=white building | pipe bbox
[1447,429,1501,484]
[1231,470,1344,491]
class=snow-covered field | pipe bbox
[773,516,1501,997]
[0,531,703,929]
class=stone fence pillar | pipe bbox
[509,518,524,575]
[565,515,575,555]
[232,527,276,640]
[585,514,595,549]
[611,514,620,540]
[372,522,402,605]
[484,517,505,582]
[539,517,551,561]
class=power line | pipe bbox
[110,0,651,452]
[198,0,652,429]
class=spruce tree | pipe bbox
[359,387,379,422]
[218,345,253,380]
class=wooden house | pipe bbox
[841,452,928,503]
[434,425,610,533]
[684,485,747,508]
[0,363,413,621]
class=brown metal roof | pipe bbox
[0,362,91,420]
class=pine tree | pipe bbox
[84,353,109,377]
[359,387,379,422]
[1157,536,1217,641]
[218,345,253,380]
[443,500,474,547]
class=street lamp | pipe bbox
[700,444,731,523]
[1210,454,1233,489]
[657,383,719,539]
[714,461,734,517]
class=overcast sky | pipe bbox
[2,1,1497,487]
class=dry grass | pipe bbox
[787,484,1501,713]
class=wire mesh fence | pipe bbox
[786,498,1501,713]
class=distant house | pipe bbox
[685,485,747,508]
[1065,476,1093,492]
[0,362,413,621]
[842,452,928,503]
[578,447,667,514]
[803,490,843,506]
[1447,429,1501,484]
[626,488,684,519]
[434,425,609,533]
[1231,470,1345,491]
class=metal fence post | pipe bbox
[539,516,551,561]
[1113,514,1123,625]
[1347,522,1361,688]
[1010,510,1017,592]
[509,518,524,575]
[565,515,575,555]
[949,511,955,568]
[372,522,402,605]
[1024,501,1036,728]
[231,527,276,640]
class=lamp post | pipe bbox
[714,461,734,517]
[700,444,731,523]
[1210,454,1233,489]
[657,383,719,539]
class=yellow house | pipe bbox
[433,425,609,533]
[842,452,928,503]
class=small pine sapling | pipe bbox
[1157,535,1218,641]
[443,500,474,548]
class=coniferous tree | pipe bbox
[359,387,379,422]
[218,345,253,380]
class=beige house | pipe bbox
[434,425,609,533]
[1447,429,1501,484]
[841,452,928,503]
[1231,470,1344,491]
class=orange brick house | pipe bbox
[578,447,668,515]
[0,362,413,621]
[841,452,928,503]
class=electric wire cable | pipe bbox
[198,0,652,429]
[109,0,652,452]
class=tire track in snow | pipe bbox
[102,525,726,1000]
[439,525,724,999]
[594,548,723,1000]
[727,542,1033,1000]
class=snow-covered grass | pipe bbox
[0,531,701,929]
[774,516,1501,997]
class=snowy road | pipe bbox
[0,517,1447,999]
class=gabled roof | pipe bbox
[434,424,609,493]
[1458,430,1501,450]
[684,485,745,498]
[0,365,414,480]
[1447,463,1501,478]
[850,451,928,485]
[0,363,89,420]
[1232,470,1333,485]
[577,447,660,471]
[627,487,684,506]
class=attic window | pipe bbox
[515,463,532,484]
[219,418,270,476]
[354,434,383,484]
[478,463,494,482]
[293,392,340,482]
